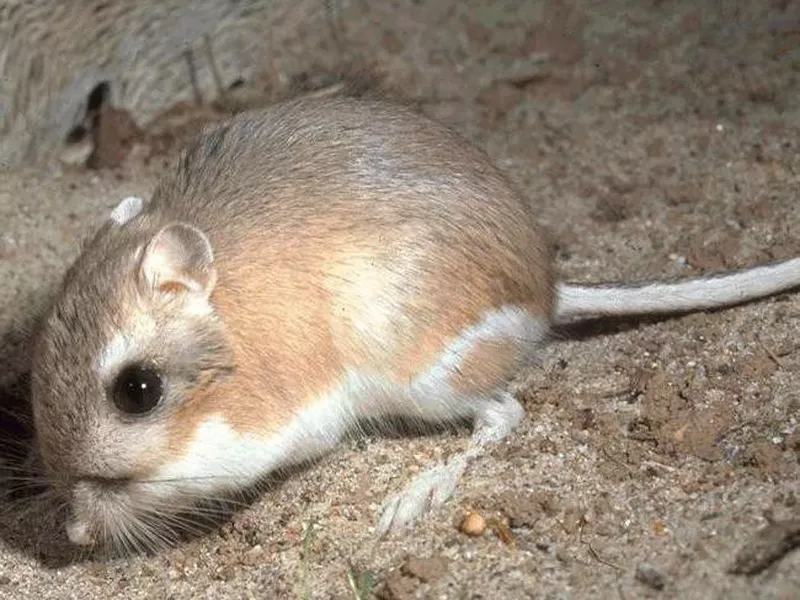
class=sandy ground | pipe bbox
[1,1,799,598]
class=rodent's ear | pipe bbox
[109,196,145,226]
[139,223,216,297]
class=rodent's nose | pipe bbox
[70,476,130,510]
[65,517,95,546]
[82,474,132,485]
[73,473,133,489]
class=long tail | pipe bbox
[553,257,800,325]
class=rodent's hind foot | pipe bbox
[376,454,469,536]
[375,391,525,536]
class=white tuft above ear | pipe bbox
[110,196,145,226]
[139,223,217,297]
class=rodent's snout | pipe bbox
[65,477,133,547]
[65,515,95,546]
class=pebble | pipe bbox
[242,544,264,565]
[459,511,486,536]
[635,562,666,590]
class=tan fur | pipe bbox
[168,238,344,442]
[167,235,553,447]
[449,338,523,395]
[139,98,555,449]
[171,210,552,445]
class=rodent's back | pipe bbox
[152,99,536,246]
[150,97,554,301]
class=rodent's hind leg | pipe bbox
[375,390,524,536]
[373,306,545,535]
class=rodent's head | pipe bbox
[30,197,235,550]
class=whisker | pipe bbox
[137,472,252,484]
[137,510,182,552]
[138,501,231,526]
[149,512,208,539]
[139,518,171,550]
[112,510,141,557]
[0,473,50,483]
[145,492,252,510]
[0,459,43,470]
[0,405,32,423]
[0,492,60,518]
[130,521,153,556]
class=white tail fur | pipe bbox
[554,257,800,324]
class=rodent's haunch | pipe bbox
[29,97,800,550]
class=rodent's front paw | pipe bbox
[375,454,469,536]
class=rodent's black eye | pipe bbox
[111,364,164,415]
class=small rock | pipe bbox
[561,506,584,534]
[377,571,417,600]
[475,82,524,116]
[652,519,668,537]
[0,575,10,585]
[214,564,237,582]
[401,555,449,583]
[635,562,666,590]
[728,519,800,575]
[535,539,551,552]
[459,511,487,536]
[242,544,264,565]
[86,104,143,169]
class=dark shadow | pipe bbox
[0,369,76,568]
[85,81,111,114]
[552,313,664,342]
[551,290,799,342]
[63,81,110,146]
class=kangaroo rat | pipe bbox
[29,96,800,549]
